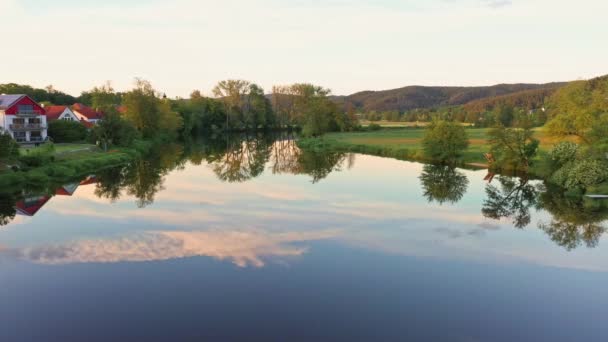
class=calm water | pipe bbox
[1,136,608,341]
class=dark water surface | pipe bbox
[1,136,608,341]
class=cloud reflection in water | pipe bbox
[14,230,340,267]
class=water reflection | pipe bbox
[482,176,540,229]
[538,190,608,250]
[419,164,469,205]
[10,229,339,267]
[0,192,17,226]
[3,134,608,253]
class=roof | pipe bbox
[45,105,69,121]
[0,94,26,110]
[72,103,104,120]
[80,119,94,128]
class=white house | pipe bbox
[0,94,48,144]
[71,103,104,124]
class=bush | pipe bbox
[550,141,579,166]
[550,159,608,190]
[18,143,55,168]
[48,120,88,143]
[368,123,382,131]
[0,130,20,161]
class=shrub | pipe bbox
[0,129,20,161]
[550,141,579,166]
[48,120,88,143]
[550,159,608,189]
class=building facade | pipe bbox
[0,94,48,144]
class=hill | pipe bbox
[334,82,567,113]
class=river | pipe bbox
[1,135,607,341]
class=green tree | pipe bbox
[90,112,138,150]
[488,121,539,170]
[546,76,608,143]
[421,120,469,163]
[122,79,182,138]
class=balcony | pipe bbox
[15,136,45,144]
[15,110,42,117]
[9,124,46,131]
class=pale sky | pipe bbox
[1,0,606,97]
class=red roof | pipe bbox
[72,103,104,120]
[45,105,68,121]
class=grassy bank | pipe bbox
[298,127,563,168]
[0,140,153,190]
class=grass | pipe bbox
[298,127,566,167]
[359,120,474,128]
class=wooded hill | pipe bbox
[333,82,567,113]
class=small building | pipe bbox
[71,103,104,124]
[0,94,48,144]
[45,105,80,122]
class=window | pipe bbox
[17,104,34,113]
[13,118,25,124]
[30,131,42,137]
[29,118,41,124]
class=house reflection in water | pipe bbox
[14,176,98,217]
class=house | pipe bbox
[45,105,80,122]
[0,94,48,144]
[71,103,104,124]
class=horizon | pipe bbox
[1,0,606,97]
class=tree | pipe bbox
[89,81,122,112]
[122,79,182,138]
[487,120,539,170]
[213,79,251,129]
[91,112,138,150]
[421,119,469,163]
[546,76,608,143]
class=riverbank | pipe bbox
[297,127,562,169]
[0,140,153,190]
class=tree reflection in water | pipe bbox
[481,175,608,250]
[4,133,608,252]
[419,164,469,205]
[482,176,540,229]
[537,190,608,250]
[0,192,17,227]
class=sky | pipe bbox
[0,0,606,97]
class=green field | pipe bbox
[300,128,566,167]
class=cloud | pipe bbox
[12,229,340,267]
[483,0,513,8]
